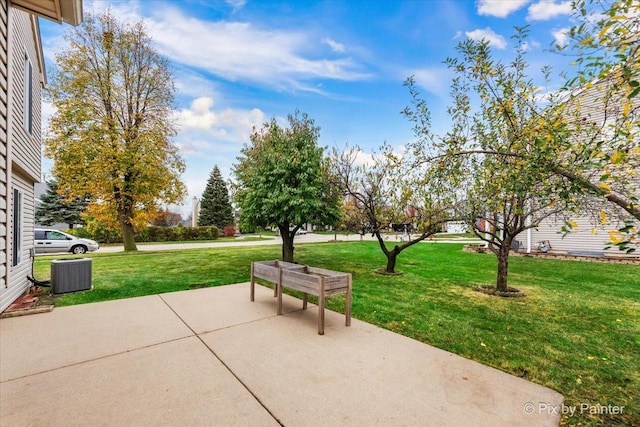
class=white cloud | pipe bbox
[225,0,246,12]
[323,38,346,53]
[521,40,541,51]
[411,68,450,98]
[175,96,265,143]
[142,6,369,92]
[174,69,222,99]
[527,0,572,21]
[352,150,375,168]
[175,138,217,156]
[465,27,508,49]
[40,100,57,136]
[477,0,530,17]
[551,27,570,47]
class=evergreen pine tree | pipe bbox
[35,180,90,228]
[198,166,235,228]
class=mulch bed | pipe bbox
[475,284,526,298]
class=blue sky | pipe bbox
[39,0,579,216]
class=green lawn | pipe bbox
[34,242,639,426]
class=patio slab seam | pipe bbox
[156,293,285,426]
[0,335,194,384]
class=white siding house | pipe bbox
[0,0,82,313]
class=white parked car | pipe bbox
[34,229,100,254]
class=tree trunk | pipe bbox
[279,225,295,262]
[385,250,398,273]
[496,246,509,292]
[118,208,138,251]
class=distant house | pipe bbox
[521,77,639,258]
[1,0,82,312]
[445,221,468,234]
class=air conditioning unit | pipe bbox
[51,258,92,294]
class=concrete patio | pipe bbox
[0,283,563,426]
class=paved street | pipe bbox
[94,232,482,253]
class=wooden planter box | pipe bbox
[250,260,304,301]
[250,261,352,335]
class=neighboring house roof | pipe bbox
[11,0,83,26]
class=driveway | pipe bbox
[1,283,562,426]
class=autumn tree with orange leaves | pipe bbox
[45,11,185,251]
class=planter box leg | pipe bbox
[250,263,255,302]
[277,269,283,315]
[346,274,352,327]
[318,278,325,335]
[303,293,308,309]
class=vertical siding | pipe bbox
[0,0,9,293]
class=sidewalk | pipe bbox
[0,283,562,426]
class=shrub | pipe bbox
[73,224,220,244]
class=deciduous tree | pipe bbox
[44,11,185,251]
[233,111,341,262]
[152,209,183,227]
[403,29,570,292]
[331,145,452,274]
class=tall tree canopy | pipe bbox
[403,28,575,293]
[44,11,185,251]
[198,165,234,229]
[35,180,89,229]
[233,111,341,262]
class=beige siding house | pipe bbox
[522,76,639,258]
[0,0,82,313]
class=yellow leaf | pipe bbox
[623,102,631,117]
[608,230,625,244]
[598,183,611,191]
[480,342,486,347]
[610,151,623,164]
[597,27,608,40]
[599,211,608,225]
[568,220,578,229]
[576,378,582,384]
[591,228,597,235]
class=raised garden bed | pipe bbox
[250,260,352,335]
[250,260,304,301]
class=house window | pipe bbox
[23,52,33,134]
[12,189,23,266]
